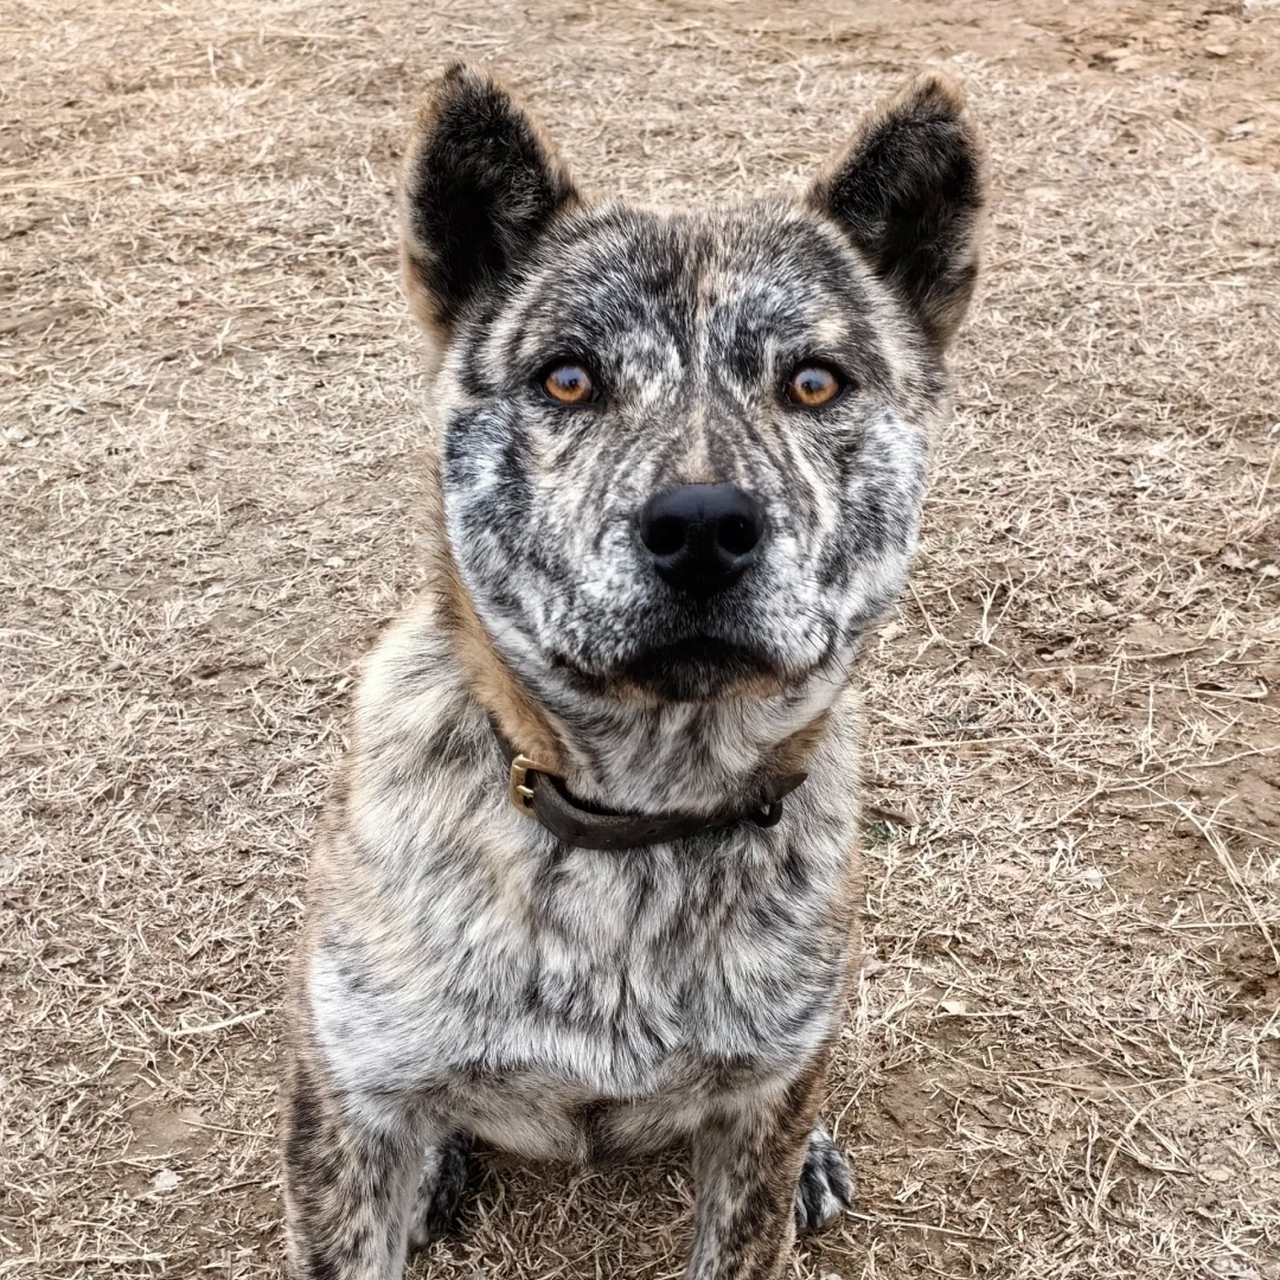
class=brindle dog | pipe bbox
[282,63,985,1280]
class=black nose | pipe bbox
[637,483,765,597]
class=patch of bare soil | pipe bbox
[2,1,1277,1277]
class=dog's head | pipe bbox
[402,65,984,708]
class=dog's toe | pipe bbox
[407,1131,476,1252]
[794,1123,853,1232]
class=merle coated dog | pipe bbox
[282,63,985,1280]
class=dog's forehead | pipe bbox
[509,204,868,353]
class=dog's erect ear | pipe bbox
[401,64,579,347]
[806,73,986,350]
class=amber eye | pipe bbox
[785,363,844,407]
[541,362,596,405]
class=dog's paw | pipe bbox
[794,1123,853,1232]
[407,1131,476,1251]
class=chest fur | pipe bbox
[309,790,855,1103]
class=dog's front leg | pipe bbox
[282,1049,429,1280]
[685,1056,833,1280]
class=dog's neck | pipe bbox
[434,577,839,818]
[530,677,838,815]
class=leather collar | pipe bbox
[495,730,807,852]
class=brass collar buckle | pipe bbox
[508,753,553,816]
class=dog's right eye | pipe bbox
[784,362,845,408]
[540,362,597,405]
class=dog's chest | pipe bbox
[312,804,852,1119]
[504,843,837,1062]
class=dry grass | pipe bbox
[2,0,1279,1277]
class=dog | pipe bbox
[281,62,985,1280]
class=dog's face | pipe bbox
[403,67,984,705]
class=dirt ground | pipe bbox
[3,0,1279,1276]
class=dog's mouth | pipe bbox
[621,637,780,700]
[538,584,846,705]
[551,636,806,703]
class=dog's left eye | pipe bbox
[541,362,597,405]
[785,363,845,407]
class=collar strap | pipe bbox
[500,741,807,852]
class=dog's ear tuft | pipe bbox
[401,64,579,347]
[806,73,986,350]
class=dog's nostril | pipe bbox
[637,483,766,598]
[717,513,760,557]
[641,514,686,558]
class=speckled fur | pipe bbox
[282,63,985,1280]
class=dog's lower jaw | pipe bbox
[552,635,797,704]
